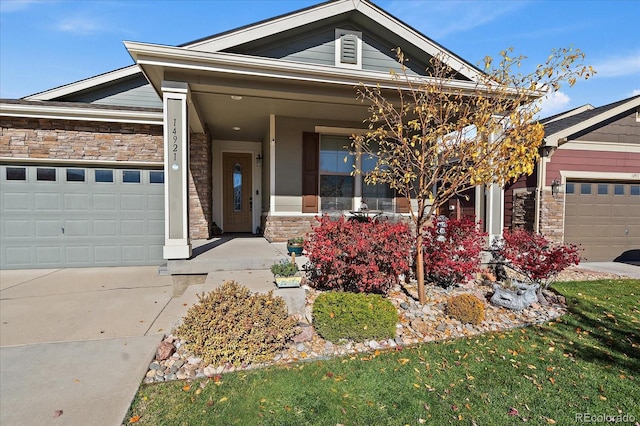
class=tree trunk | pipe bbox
[416,232,426,305]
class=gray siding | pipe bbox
[226,20,433,77]
[60,74,162,109]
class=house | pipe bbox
[1,0,509,270]
[504,95,640,262]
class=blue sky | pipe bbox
[1,0,638,117]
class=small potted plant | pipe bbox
[286,236,304,256]
[271,258,302,288]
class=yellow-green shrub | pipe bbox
[175,281,298,366]
[313,292,397,342]
[446,293,485,325]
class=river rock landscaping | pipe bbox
[143,266,618,384]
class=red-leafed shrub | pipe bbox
[422,216,487,287]
[304,215,411,294]
[497,228,581,291]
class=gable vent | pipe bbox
[340,34,358,64]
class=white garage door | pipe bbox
[0,165,165,269]
[564,181,640,262]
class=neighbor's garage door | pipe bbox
[564,181,640,261]
[0,165,165,269]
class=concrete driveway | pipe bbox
[0,267,173,426]
[577,262,640,279]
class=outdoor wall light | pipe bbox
[551,178,562,198]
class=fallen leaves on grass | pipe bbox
[129,415,140,423]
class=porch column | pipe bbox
[485,183,504,244]
[162,81,192,259]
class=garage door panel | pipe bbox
[93,194,117,210]
[66,246,93,263]
[121,194,144,211]
[148,194,163,211]
[122,220,145,236]
[36,220,61,237]
[94,220,118,236]
[34,193,60,211]
[565,180,640,261]
[2,193,30,210]
[64,193,89,210]
[4,247,32,266]
[36,246,62,264]
[122,245,146,262]
[1,165,165,268]
[64,220,90,237]
[3,220,30,238]
[148,219,164,237]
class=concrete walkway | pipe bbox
[0,248,305,426]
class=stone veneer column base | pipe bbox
[263,215,319,242]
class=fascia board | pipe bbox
[544,97,640,147]
[184,0,354,51]
[0,102,163,125]
[23,66,141,101]
[126,41,483,94]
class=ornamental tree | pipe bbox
[354,47,593,304]
[498,228,581,299]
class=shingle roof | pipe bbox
[543,94,640,136]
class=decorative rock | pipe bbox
[400,302,410,310]
[186,356,202,365]
[149,361,160,370]
[293,326,314,343]
[411,319,430,335]
[146,370,156,378]
[436,323,446,332]
[295,343,306,352]
[156,341,175,361]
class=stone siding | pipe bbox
[538,189,564,242]
[189,132,212,239]
[511,189,536,231]
[0,116,163,162]
[263,215,319,242]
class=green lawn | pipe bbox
[126,280,640,425]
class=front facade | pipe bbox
[1,0,506,269]
[505,95,640,262]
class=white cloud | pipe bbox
[387,0,529,40]
[631,89,640,97]
[538,91,571,117]
[57,16,106,35]
[592,53,640,78]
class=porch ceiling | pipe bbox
[189,83,371,141]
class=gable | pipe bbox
[186,0,479,82]
[572,109,640,144]
[221,16,456,78]
[58,74,162,109]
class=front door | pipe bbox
[223,152,253,233]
